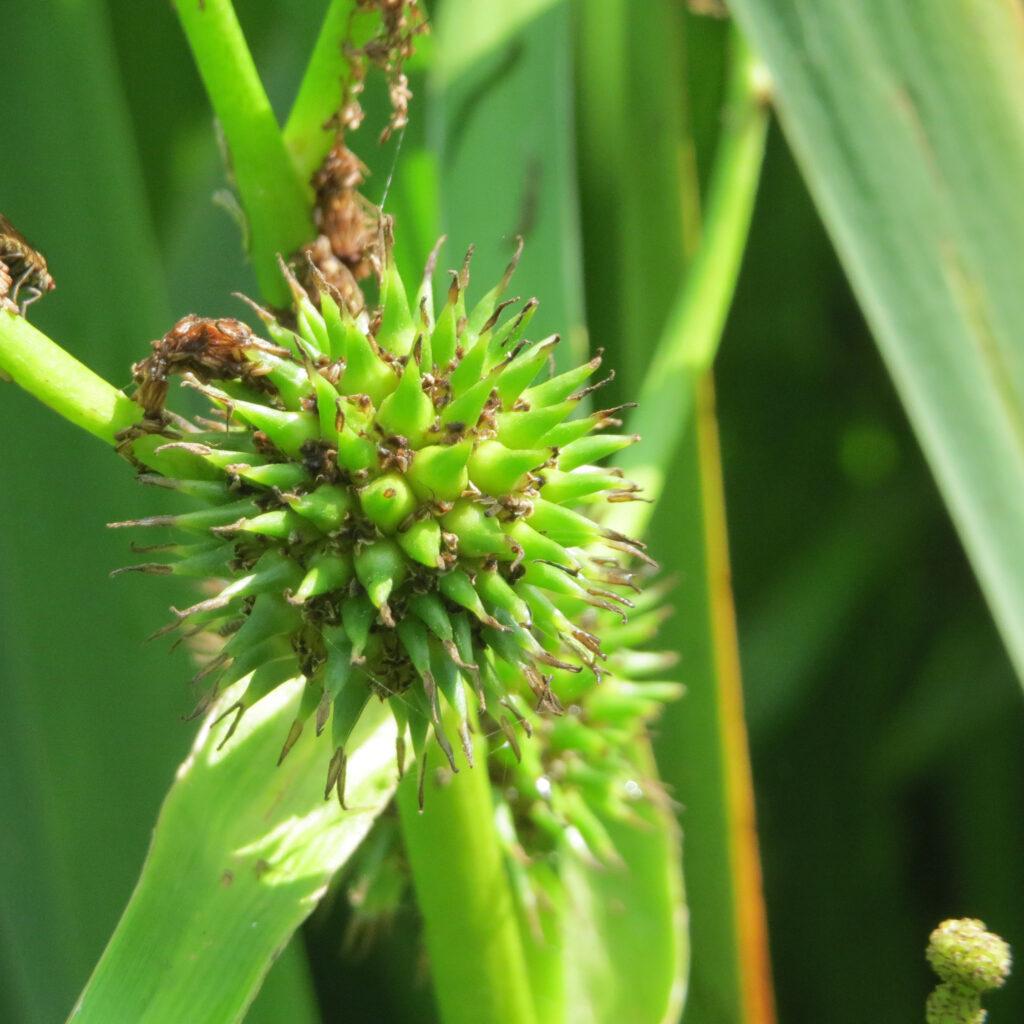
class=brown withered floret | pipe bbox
[0,213,56,315]
[300,142,380,312]
[131,316,280,421]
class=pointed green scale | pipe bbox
[496,400,575,450]
[329,661,370,749]
[375,359,433,445]
[176,550,304,621]
[431,644,474,765]
[441,501,512,558]
[296,302,330,359]
[278,675,325,764]
[229,508,319,542]
[450,613,479,674]
[396,617,433,680]
[449,334,490,396]
[406,441,472,501]
[397,517,443,568]
[228,654,301,712]
[291,551,354,603]
[416,328,433,375]
[467,440,550,495]
[108,497,259,534]
[522,354,601,408]
[341,595,376,662]
[354,539,407,612]
[318,291,349,361]
[286,484,353,533]
[514,582,574,642]
[489,298,538,354]
[358,473,416,533]
[308,370,342,444]
[338,323,399,404]
[378,258,417,357]
[507,519,580,567]
[540,408,615,448]
[228,399,319,457]
[168,543,235,578]
[248,350,310,409]
[336,423,379,473]
[430,298,459,369]
[519,560,589,606]
[527,498,602,547]
[223,593,301,658]
[432,644,470,724]
[228,462,310,490]
[495,336,559,407]
[439,377,496,432]
[138,476,232,503]
[396,620,455,754]
[438,570,503,628]
[407,592,457,647]
[557,433,639,472]
[157,443,268,473]
[539,467,626,504]
[475,566,532,626]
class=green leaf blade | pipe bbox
[69,683,397,1024]
[727,0,1024,686]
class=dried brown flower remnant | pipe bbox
[301,142,380,311]
[131,315,279,422]
[0,213,55,315]
[351,0,428,143]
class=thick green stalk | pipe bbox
[172,0,311,304]
[611,32,769,540]
[396,738,537,1024]
[0,310,139,445]
[0,314,212,482]
[283,0,379,182]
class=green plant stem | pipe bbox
[283,0,380,183]
[0,310,139,444]
[396,740,538,1024]
[0,312,211,482]
[610,31,769,540]
[172,0,312,305]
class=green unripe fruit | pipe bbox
[359,474,416,533]
[354,539,407,612]
[116,245,660,806]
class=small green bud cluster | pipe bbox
[926,918,1012,1024]
[114,237,661,807]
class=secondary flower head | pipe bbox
[113,231,655,806]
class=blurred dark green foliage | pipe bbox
[1,2,1020,1023]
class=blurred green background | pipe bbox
[1,2,1021,1022]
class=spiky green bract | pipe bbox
[487,583,681,926]
[113,246,651,804]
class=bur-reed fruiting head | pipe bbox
[113,233,658,807]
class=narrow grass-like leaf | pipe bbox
[578,14,773,1022]
[172,0,312,304]
[70,682,397,1024]
[727,0,1024,688]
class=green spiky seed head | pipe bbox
[926,919,1012,1024]
[928,919,1011,993]
[115,237,651,805]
